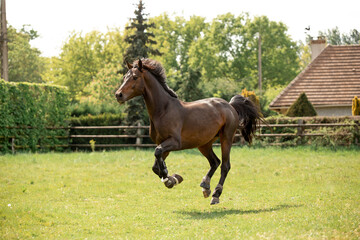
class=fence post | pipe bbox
[355,120,359,145]
[11,137,15,154]
[296,119,304,145]
[136,122,142,150]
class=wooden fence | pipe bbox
[1,119,359,153]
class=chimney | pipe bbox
[310,36,327,60]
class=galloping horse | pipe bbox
[115,59,262,204]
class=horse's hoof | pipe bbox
[163,178,174,188]
[210,197,220,205]
[202,188,211,198]
[162,174,183,189]
[172,174,183,185]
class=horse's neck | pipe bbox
[143,72,176,120]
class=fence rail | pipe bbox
[1,120,359,152]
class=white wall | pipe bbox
[315,106,352,116]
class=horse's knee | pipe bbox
[154,146,162,159]
[213,159,220,169]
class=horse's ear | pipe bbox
[138,59,143,71]
[126,61,133,70]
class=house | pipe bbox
[269,38,360,116]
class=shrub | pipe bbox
[69,101,124,117]
[352,96,360,116]
[0,80,70,153]
[241,88,260,110]
[286,92,317,117]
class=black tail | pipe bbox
[229,95,263,144]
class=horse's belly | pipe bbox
[180,123,221,149]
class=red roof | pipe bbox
[270,45,360,109]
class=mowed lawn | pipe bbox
[1,147,359,239]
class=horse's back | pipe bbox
[183,97,238,122]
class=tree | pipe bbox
[124,0,160,61]
[286,92,317,117]
[150,14,208,101]
[82,63,123,111]
[319,27,359,45]
[177,67,204,101]
[123,0,161,124]
[7,25,45,83]
[188,14,300,93]
[49,30,125,102]
[59,31,110,100]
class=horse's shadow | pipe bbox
[176,204,303,219]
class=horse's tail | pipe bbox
[229,95,264,144]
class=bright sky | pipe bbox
[7,0,360,57]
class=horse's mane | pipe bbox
[133,59,178,98]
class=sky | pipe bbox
[7,0,360,57]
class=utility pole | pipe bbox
[258,33,262,95]
[0,0,8,81]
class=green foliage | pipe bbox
[69,113,124,126]
[81,64,123,111]
[241,88,260,110]
[7,25,45,83]
[286,92,317,117]
[187,14,300,90]
[177,67,204,101]
[257,116,359,147]
[124,0,161,61]
[38,12,304,117]
[122,0,161,125]
[319,27,359,45]
[59,31,117,100]
[149,13,300,103]
[0,80,70,153]
[50,30,126,102]
[352,96,360,116]
[68,101,123,117]
[261,85,285,117]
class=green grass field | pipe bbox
[1,147,360,239]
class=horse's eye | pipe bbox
[133,76,138,81]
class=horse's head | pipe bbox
[115,59,146,104]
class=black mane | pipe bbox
[133,59,178,98]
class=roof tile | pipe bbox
[270,45,360,109]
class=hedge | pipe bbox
[0,80,70,153]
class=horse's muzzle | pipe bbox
[115,92,124,104]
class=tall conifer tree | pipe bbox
[123,0,161,125]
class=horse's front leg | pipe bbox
[154,137,183,188]
[152,152,169,177]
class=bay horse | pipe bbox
[115,58,262,205]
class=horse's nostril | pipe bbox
[116,92,123,99]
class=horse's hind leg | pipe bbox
[198,142,220,198]
[211,132,233,205]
